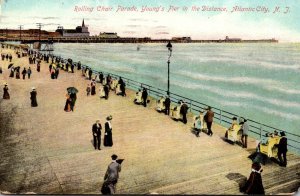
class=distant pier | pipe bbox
[0,37,278,44]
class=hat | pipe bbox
[96,120,100,123]
[4,82,7,86]
[31,87,36,90]
[106,115,112,121]
[280,131,286,137]
[111,154,118,160]
[232,117,237,120]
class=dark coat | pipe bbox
[277,137,287,152]
[92,123,102,136]
[30,91,38,107]
[205,110,214,123]
[180,103,188,114]
[142,89,148,100]
[164,97,170,108]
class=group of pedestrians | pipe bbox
[3,83,38,107]
[10,67,31,79]
[49,64,60,79]
[1,53,13,62]
[92,115,114,150]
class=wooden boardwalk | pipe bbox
[0,48,299,194]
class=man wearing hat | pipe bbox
[204,106,214,136]
[30,87,38,107]
[104,115,113,146]
[275,131,288,167]
[103,154,122,194]
[92,120,102,150]
[164,96,171,115]
[240,118,249,148]
[3,83,10,99]
[180,101,189,124]
[142,88,148,107]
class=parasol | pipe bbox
[67,87,78,94]
[8,63,14,69]
[116,159,124,164]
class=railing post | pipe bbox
[220,110,222,124]
[260,126,262,140]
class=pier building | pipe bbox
[56,19,90,37]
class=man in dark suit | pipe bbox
[142,88,148,107]
[276,131,288,167]
[99,72,104,84]
[205,106,214,136]
[164,96,171,115]
[92,120,102,150]
[104,84,109,100]
[103,154,122,194]
[88,69,93,80]
[180,101,189,124]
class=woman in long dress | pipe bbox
[16,70,20,79]
[242,162,265,194]
[30,87,38,107]
[9,68,14,77]
[3,84,10,99]
[64,93,72,112]
[91,80,96,95]
[104,115,113,146]
[37,63,41,72]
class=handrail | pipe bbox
[38,52,300,153]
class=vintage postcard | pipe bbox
[0,0,299,195]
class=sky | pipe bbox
[0,0,300,42]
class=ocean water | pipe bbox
[53,43,300,149]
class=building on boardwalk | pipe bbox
[99,32,119,39]
[56,19,90,37]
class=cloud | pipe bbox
[129,18,149,22]
[155,25,167,29]
[42,17,59,20]
[156,32,169,35]
[123,31,136,34]
[126,25,141,28]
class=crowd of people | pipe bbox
[0,44,293,195]
[1,53,13,62]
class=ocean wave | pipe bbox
[176,70,300,95]
[172,80,300,109]
[252,105,300,121]
[176,55,300,71]
[177,70,278,85]
[207,96,300,121]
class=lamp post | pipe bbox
[166,41,172,96]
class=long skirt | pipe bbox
[91,86,96,95]
[104,131,113,146]
[9,71,14,77]
[3,92,10,99]
[64,100,71,112]
[31,98,38,107]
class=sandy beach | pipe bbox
[0,47,299,194]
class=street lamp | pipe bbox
[166,41,172,95]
